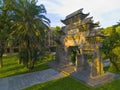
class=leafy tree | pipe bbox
[0,0,50,69]
[102,27,113,36]
[10,0,50,70]
[0,12,5,68]
[54,26,61,38]
[0,0,13,68]
[52,26,61,43]
[102,23,120,71]
[55,26,61,31]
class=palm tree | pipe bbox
[11,0,50,69]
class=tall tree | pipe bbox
[11,0,50,69]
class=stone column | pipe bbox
[75,54,83,72]
[56,46,61,64]
[83,54,89,70]
[90,47,104,78]
[81,49,85,68]
[96,46,104,75]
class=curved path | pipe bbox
[0,69,65,90]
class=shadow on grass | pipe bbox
[0,62,50,78]
[0,53,52,78]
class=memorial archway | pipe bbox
[55,8,105,78]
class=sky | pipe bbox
[37,0,120,28]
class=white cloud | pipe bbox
[39,0,120,15]
[38,0,120,27]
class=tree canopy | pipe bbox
[0,0,50,69]
[102,22,120,71]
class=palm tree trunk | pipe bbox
[26,39,34,70]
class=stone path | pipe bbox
[48,62,120,87]
[48,61,75,75]
[71,71,120,87]
[0,69,65,90]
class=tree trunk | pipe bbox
[0,47,4,68]
[18,59,23,64]
[26,39,34,70]
[0,57,3,68]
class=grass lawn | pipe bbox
[1,53,120,90]
[0,52,52,78]
[23,76,120,90]
[24,63,120,90]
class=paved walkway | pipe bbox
[0,69,65,90]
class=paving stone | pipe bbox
[48,61,120,87]
[0,69,65,90]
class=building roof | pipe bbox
[61,8,90,25]
[65,8,83,19]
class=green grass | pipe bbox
[23,76,120,90]
[1,53,120,90]
[23,62,120,90]
[0,53,52,78]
